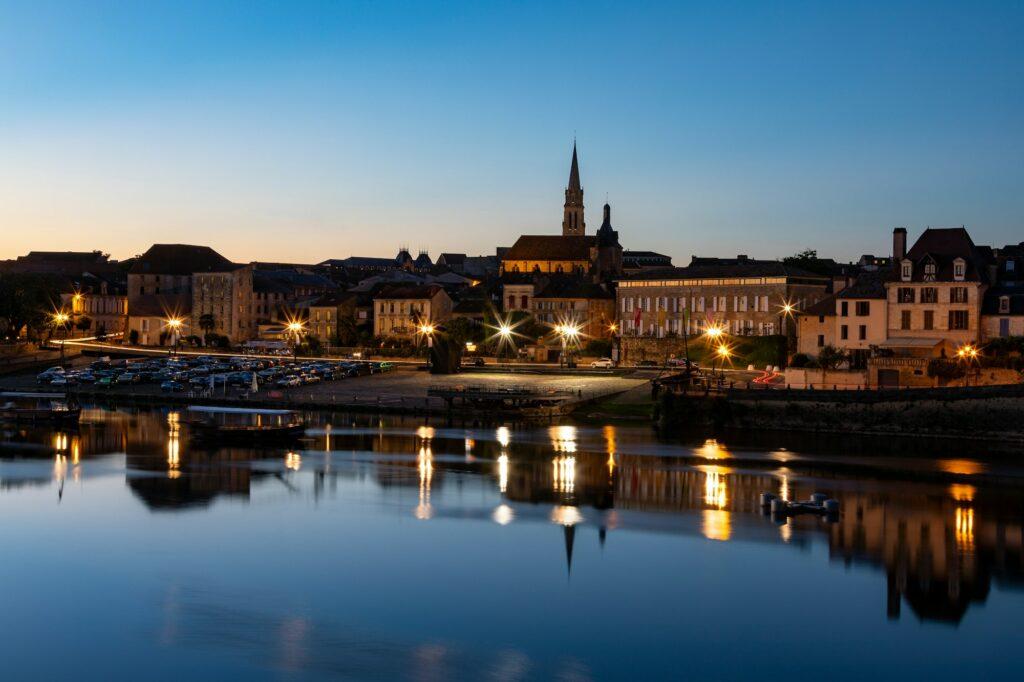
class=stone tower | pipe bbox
[595,202,623,281]
[562,143,585,236]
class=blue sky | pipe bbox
[1,0,1021,263]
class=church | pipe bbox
[500,144,624,282]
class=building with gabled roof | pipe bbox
[373,284,453,339]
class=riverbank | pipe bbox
[654,383,1024,441]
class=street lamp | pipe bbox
[714,343,732,382]
[286,320,305,359]
[955,343,980,386]
[165,317,183,356]
[51,311,70,368]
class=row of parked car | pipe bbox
[36,355,394,392]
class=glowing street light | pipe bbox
[286,319,305,359]
[165,316,183,356]
[51,310,71,368]
[714,343,732,381]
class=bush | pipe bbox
[789,352,811,368]
[584,338,612,358]
[927,359,966,380]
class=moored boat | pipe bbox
[185,405,305,441]
[0,392,82,424]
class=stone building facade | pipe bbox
[373,285,453,339]
[615,258,830,339]
[191,264,254,344]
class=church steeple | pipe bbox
[562,142,585,236]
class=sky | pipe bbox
[1,0,1022,265]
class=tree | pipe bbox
[336,314,360,346]
[0,273,64,341]
[783,249,835,277]
[444,317,483,348]
[198,313,216,338]
[817,345,847,370]
[75,316,92,333]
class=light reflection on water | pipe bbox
[2,406,1024,678]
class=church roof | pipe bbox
[568,142,581,192]
[504,235,595,262]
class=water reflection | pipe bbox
[1,406,1023,626]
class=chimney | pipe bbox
[892,227,907,261]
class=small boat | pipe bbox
[0,392,82,424]
[185,405,305,441]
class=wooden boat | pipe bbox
[0,392,82,424]
[185,405,305,441]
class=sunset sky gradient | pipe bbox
[2,0,1022,263]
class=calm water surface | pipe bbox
[1,406,1023,680]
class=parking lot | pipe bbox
[6,353,650,412]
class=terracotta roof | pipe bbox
[129,244,234,276]
[504,235,595,262]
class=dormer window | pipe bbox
[1007,260,1016,272]
[1000,296,1011,314]
[923,262,936,281]
[900,259,912,281]
[953,258,966,281]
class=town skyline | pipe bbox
[3,1,1022,263]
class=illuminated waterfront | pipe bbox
[2,407,1024,679]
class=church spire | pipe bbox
[562,142,585,236]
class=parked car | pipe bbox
[635,360,659,368]
[96,376,115,388]
[160,381,186,392]
[117,373,140,384]
[590,358,614,369]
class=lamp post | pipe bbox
[287,321,305,360]
[608,322,620,366]
[714,343,731,384]
[956,343,979,386]
[166,317,183,357]
[555,322,580,369]
[51,311,70,369]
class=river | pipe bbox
[1,405,1022,680]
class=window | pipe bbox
[948,310,969,330]
[855,301,870,316]
[953,259,965,281]
[901,262,912,281]
[923,262,936,281]
[901,310,911,330]
[950,287,968,303]
[921,288,938,303]
[1007,261,1016,272]
[841,301,849,317]
[840,325,848,340]
[817,334,824,347]
[508,295,515,309]
[999,296,1010,314]
[521,295,528,308]
[923,310,934,330]
[858,325,866,340]
[897,288,915,303]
